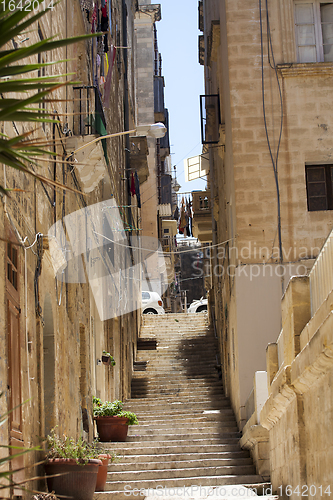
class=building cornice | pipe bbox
[137,4,161,22]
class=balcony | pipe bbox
[65,86,108,193]
[200,94,220,144]
[191,190,212,242]
[154,76,165,122]
[129,136,149,184]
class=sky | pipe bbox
[156,0,207,196]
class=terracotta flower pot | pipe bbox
[102,355,111,365]
[95,454,111,492]
[94,416,129,442]
[44,458,102,500]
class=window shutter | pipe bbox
[306,166,328,211]
[320,3,333,61]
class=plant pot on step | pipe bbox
[95,454,112,491]
[44,458,102,500]
[94,416,129,442]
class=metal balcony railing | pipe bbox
[72,86,107,137]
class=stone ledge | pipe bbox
[260,366,295,431]
[240,423,269,450]
[277,62,333,77]
[261,312,333,430]
[291,311,333,393]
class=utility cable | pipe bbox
[259,0,284,267]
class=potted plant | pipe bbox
[93,398,138,442]
[44,428,102,500]
[101,350,116,366]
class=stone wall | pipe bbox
[0,1,141,496]
[260,272,333,495]
[201,0,333,430]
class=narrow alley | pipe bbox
[95,314,274,499]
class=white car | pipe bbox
[187,297,208,313]
[142,291,165,314]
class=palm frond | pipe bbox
[0,0,102,194]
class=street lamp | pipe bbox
[66,122,167,159]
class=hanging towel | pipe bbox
[103,45,116,108]
[101,13,108,31]
[134,171,141,208]
[103,33,108,52]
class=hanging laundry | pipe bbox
[91,2,97,32]
[173,206,179,221]
[104,45,116,108]
[130,172,136,197]
[179,198,186,235]
[104,52,109,74]
[101,13,108,31]
[103,33,108,52]
[134,171,141,208]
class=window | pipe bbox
[305,164,333,210]
[295,1,333,62]
[7,242,18,290]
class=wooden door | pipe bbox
[6,236,24,493]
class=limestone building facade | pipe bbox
[0,0,152,494]
[198,0,333,434]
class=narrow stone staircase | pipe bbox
[95,314,270,499]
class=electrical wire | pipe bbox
[92,229,233,255]
[259,0,284,266]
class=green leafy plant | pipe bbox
[46,427,120,465]
[46,428,100,465]
[93,398,138,425]
[0,0,101,195]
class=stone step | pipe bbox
[125,394,228,404]
[110,457,253,471]
[112,450,251,463]
[131,378,221,385]
[93,482,273,500]
[125,433,242,443]
[101,474,265,493]
[105,464,257,482]
[122,414,236,425]
[101,442,245,455]
[136,356,218,362]
[127,422,238,434]
[121,409,235,420]
[131,378,222,387]
[127,424,239,437]
[130,389,224,398]
[123,400,230,411]
[130,387,224,396]
[134,370,220,377]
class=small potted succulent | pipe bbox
[44,428,102,500]
[101,350,116,366]
[93,397,138,442]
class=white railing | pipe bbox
[309,229,333,315]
